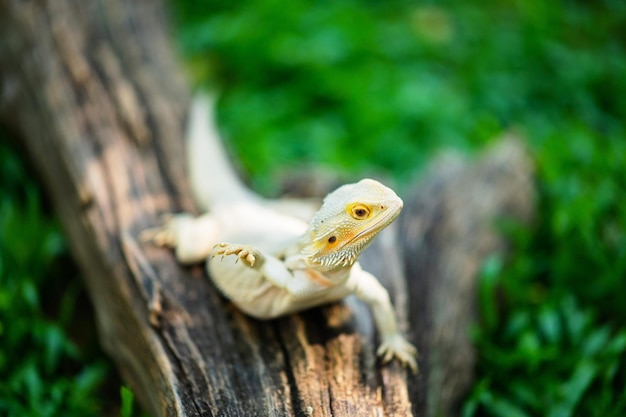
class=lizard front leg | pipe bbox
[208,243,307,319]
[212,243,264,268]
[350,264,418,373]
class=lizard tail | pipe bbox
[186,92,260,211]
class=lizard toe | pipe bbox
[243,252,256,267]
[377,334,419,374]
[211,243,261,268]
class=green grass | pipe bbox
[0,139,105,415]
[0,139,147,416]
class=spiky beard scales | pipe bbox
[304,233,375,271]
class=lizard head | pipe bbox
[302,178,403,271]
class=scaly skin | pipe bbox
[141,94,418,372]
[143,179,418,372]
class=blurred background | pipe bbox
[1,0,625,415]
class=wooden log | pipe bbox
[398,138,535,416]
[0,1,535,416]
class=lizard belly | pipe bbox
[208,255,351,319]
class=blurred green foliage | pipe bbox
[173,0,626,415]
[175,0,501,191]
[0,139,149,416]
[0,140,108,416]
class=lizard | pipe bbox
[142,94,418,372]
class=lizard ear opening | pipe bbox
[328,236,337,243]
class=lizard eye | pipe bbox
[349,204,370,220]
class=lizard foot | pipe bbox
[212,243,264,268]
[140,214,192,248]
[377,334,419,374]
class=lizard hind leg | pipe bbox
[141,213,220,265]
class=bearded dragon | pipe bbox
[142,94,418,372]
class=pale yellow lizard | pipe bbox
[142,94,418,372]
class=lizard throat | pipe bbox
[306,233,375,271]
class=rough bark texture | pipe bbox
[398,138,535,416]
[0,1,535,416]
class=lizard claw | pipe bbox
[377,334,419,374]
[212,243,262,268]
[140,213,194,248]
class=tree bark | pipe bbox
[0,1,535,416]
